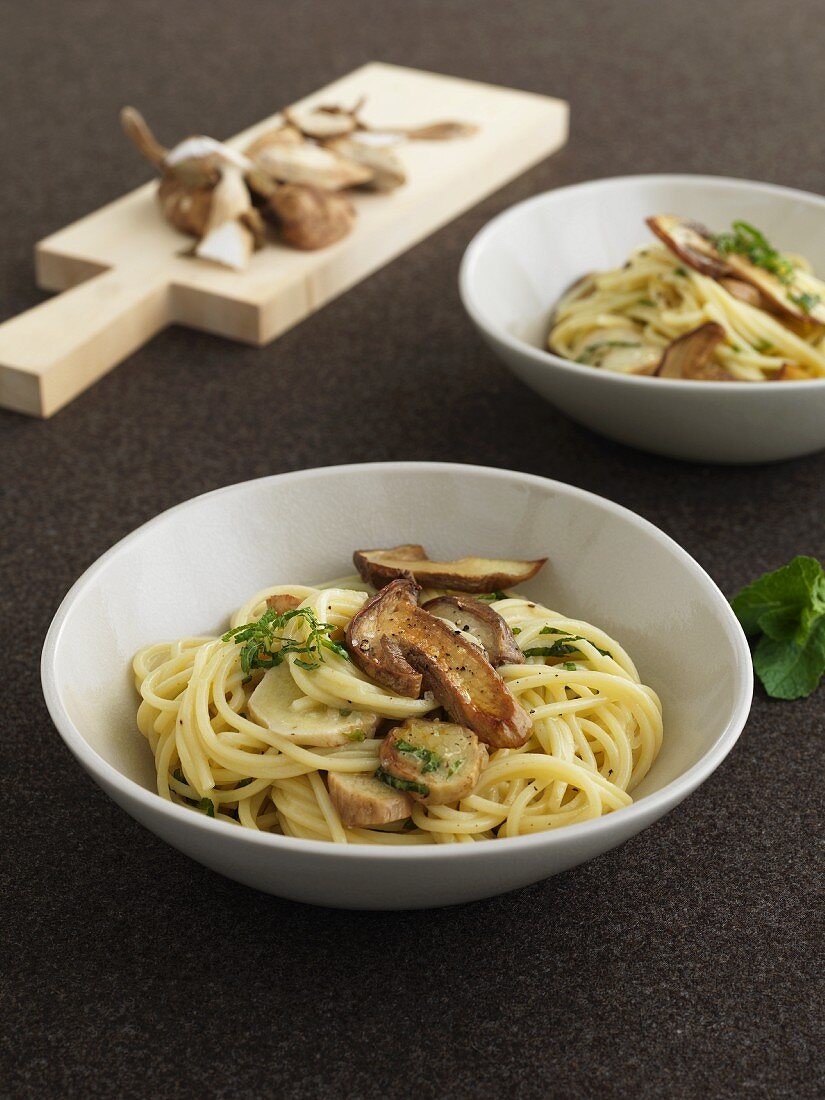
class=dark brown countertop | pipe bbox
[1,1,823,1096]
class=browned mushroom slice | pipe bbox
[345,579,532,748]
[718,277,768,309]
[252,141,373,190]
[327,772,413,828]
[655,323,729,380]
[266,593,303,614]
[353,546,546,592]
[646,215,730,278]
[378,719,487,806]
[774,362,814,381]
[325,136,406,192]
[421,595,524,666]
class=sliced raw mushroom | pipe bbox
[327,772,413,828]
[251,141,373,190]
[326,136,406,192]
[283,105,359,141]
[378,718,487,805]
[345,578,532,748]
[647,214,825,325]
[353,545,546,592]
[244,123,304,161]
[421,595,524,666]
[267,184,355,250]
[655,323,729,380]
[248,662,379,747]
[195,220,255,270]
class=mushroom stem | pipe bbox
[120,106,167,169]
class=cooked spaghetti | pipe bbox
[133,576,662,845]
[548,219,825,381]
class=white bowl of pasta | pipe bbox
[460,174,825,463]
[42,462,751,909]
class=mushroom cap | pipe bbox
[421,595,524,666]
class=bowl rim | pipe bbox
[459,172,825,392]
[41,460,754,860]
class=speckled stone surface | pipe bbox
[1,1,823,1096]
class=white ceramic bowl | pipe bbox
[460,174,825,463]
[42,462,752,909]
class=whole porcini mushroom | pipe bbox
[345,578,532,748]
[268,184,356,250]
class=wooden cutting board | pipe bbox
[0,63,568,417]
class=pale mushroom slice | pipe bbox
[266,593,304,614]
[244,124,304,161]
[326,136,406,192]
[378,718,487,806]
[327,772,413,828]
[421,595,524,666]
[655,322,729,380]
[717,277,767,309]
[283,105,359,141]
[573,327,661,374]
[345,579,532,749]
[353,546,546,592]
[252,141,373,190]
[647,215,825,325]
[247,662,379,747]
[195,220,255,271]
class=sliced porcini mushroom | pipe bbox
[655,322,729,380]
[378,718,486,805]
[248,662,379,747]
[267,184,355,250]
[646,215,729,278]
[244,124,304,161]
[252,141,373,190]
[718,277,767,309]
[774,362,813,381]
[283,105,359,141]
[327,772,413,828]
[421,595,524,666]
[345,579,532,749]
[648,214,825,325]
[266,593,304,614]
[353,546,546,593]
[573,326,661,374]
[164,135,253,180]
[325,136,406,192]
[195,219,255,270]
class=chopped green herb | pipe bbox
[576,340,642,364]
[476,590,508,602]
[446,759,464,778]
[789,290,821,315]
[731,556,825,700]
[375,768,429,797]
[196,797,215,818]
[395,738,441,773]
[730,344,742,352]
[532,627,610,657]
[172,768,187,785]
[562,662,578,671]
[346,729,366,742]
[236,777,254,788]
[512,627,521,635]
[673,266,688,277]
[714,221,795,285]
[339,708,352,717]
[637,298,656,307]
[222,606,348,679]
[402,818,417,831]
[754,339,775,354]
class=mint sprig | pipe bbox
[731,556,825,700]
[223,606,348,679]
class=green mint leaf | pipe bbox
[753,620,825,700]
[375,768,429,797]
[731,556,825,644]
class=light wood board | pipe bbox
[0,63,568,417]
